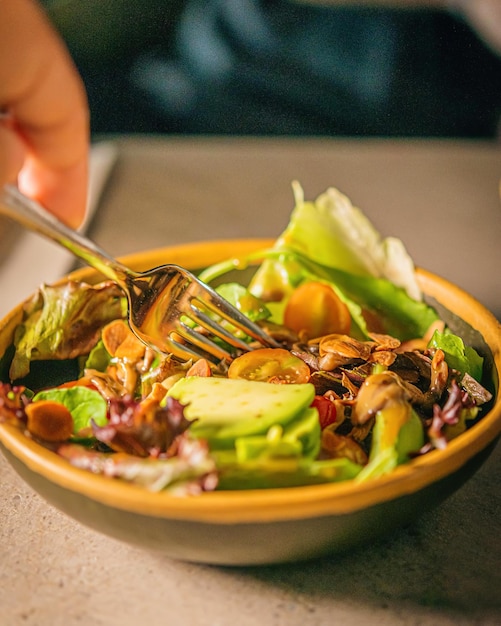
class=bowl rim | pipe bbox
[0,238,500,524]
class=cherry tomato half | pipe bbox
[311,395,337,429]
[187,358,213,377]
[284,281,351,339]
[227,348,310,384]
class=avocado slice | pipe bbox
[355,403,424,481]
[234,407,321,462]
[167,376,316,448]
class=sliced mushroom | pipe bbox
[352,371,411,425]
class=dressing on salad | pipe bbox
[0,184,492,494]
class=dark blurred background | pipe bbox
[42,0,501,139]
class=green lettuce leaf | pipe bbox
[428,329,484,381]
[33,386,108,433]
[200,184,438,340]
[10,281,124,380]
[296,254,439,340]
[273,182,421,300]
[250,250,439,340]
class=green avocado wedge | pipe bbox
[355,404,424,482]
[167,377,316,449]
[234,407,321,462]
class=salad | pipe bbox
[0,183,493,494]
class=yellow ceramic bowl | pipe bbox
[0,240,500,565]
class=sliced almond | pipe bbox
[102,319,145,361]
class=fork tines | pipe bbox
[172,289,280,364]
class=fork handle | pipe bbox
[0,184,133,286]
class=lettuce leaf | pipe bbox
[245,249,438,340]
[273,182,422,301]
[58,436,218,493]
[10,281,124,380]
[428,329,484,382]
[199,184,439,340]
[33,386,108,433]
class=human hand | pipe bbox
[0,0,89,228]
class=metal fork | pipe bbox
[0,184,280,364]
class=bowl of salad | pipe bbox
[0,183,499,565]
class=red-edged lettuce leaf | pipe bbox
[10,281,124,380]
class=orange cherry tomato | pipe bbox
[227,348,310,384]
[284,281,351,339]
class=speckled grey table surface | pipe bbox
[1,137,500,626]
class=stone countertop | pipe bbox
[1,136,500,626]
